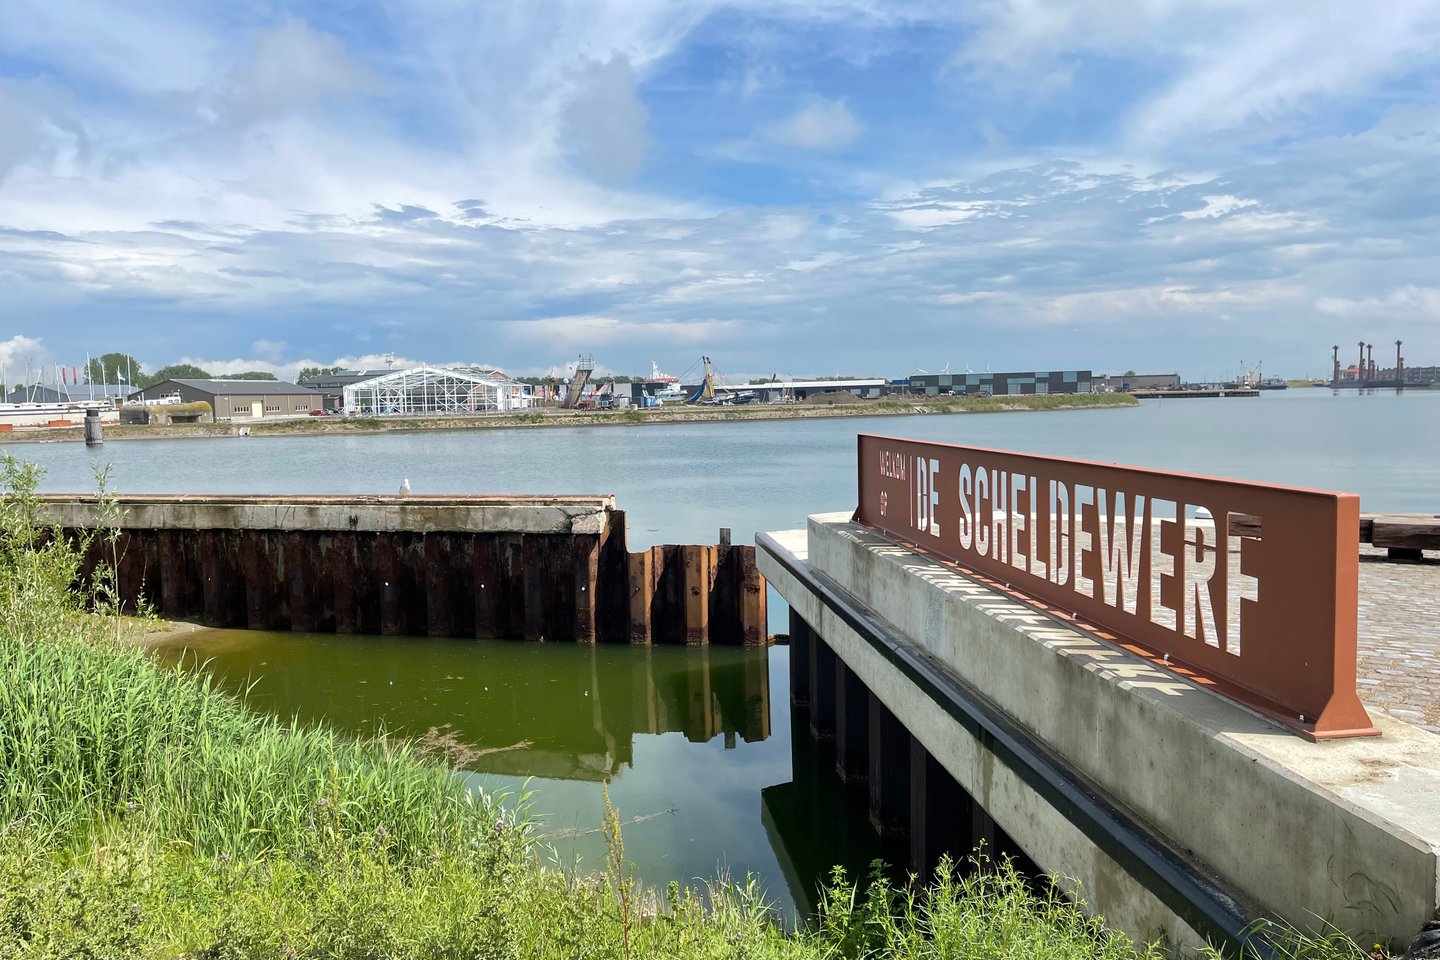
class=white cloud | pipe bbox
[1178,195,1257,220]
[250,339,288,361]
[0,335,51,376]
[761,98,862,150]
[1316,285,1440,320]
[950,0,1440,154]
[562,55,651,182]
[218,19,376,124]
[505,315,743,346]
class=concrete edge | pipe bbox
[757,528,1213,951]
[36,495,616,535]
[798,514,1440,944]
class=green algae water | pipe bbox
[151,629,901,917]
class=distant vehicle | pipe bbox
[308,409,329,416]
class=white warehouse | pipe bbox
[342,366,536,416]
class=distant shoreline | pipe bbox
[0,393,1138,445]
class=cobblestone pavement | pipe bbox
[1354,547,1440,734]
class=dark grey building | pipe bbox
[127,379,322,419]
[300,369,389,411]
[907,370,1092,396]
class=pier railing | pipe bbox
[854,435,1375,739]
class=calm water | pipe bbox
[8,388,1439,548]
[8,388,1438,913]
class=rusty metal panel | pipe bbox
[239,530,285,630]
[158,529,202,620]
[423,533,455,637]
[199,529,245,627]
[330,531,362,633]
[653,545,685,644]
[708,545,739,644]
[285,531,323,632]
[573,534,600,643]
[521,534,571,641]
[114,531,145,614]
[499,534,526,638]
[627,548,654,644]
[472,534,500,638]
[737,546,767,646]
[373,534,405,636]
[854,434,1375,740]
[597,510,630,642]
[682,544,711,645]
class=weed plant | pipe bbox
[0,455,1385,959]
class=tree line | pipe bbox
[82,354,277,389]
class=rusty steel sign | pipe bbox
[855,435,1377,740]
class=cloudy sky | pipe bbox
[2,1,1439,383]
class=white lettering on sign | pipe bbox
[1051,479,1070,587]
[1227,519,1260,656]
[958,464,974,550]
[1150,499,1178,631]
[1097,491,1145,615]
[1182,512,1219,647]
[910,456,941,537]
[884,456,1268,658]
[1073,483,1095,600]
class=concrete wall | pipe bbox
[759,514,1440,950]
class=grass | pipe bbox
[0,453,1389,959]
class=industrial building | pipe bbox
[300,369,389,411]
[734,379,890,402]
[342,366,536,415]
[127,379,322,419]
[906,370,1093,396]
[1093,372,1181,392]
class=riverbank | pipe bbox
[0,393,1136,444]
[0,455,1367,960]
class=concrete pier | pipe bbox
[41,494,766,646]
[760,515,1440,952]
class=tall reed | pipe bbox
[0,454,497,859]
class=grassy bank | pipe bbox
[0,455,1373,959]
[2,392,1137,444]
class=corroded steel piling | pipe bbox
[43,494,767,646]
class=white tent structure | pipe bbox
[342,366,536,416]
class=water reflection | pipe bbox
[155,630,771,783]
[761,710,907,916]
[154,630,926,917]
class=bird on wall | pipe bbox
[399,479,411,496]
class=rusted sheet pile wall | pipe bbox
[42,495,767,645]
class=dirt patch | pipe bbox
[799,390,863,406]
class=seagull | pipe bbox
[398,478,411,496]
